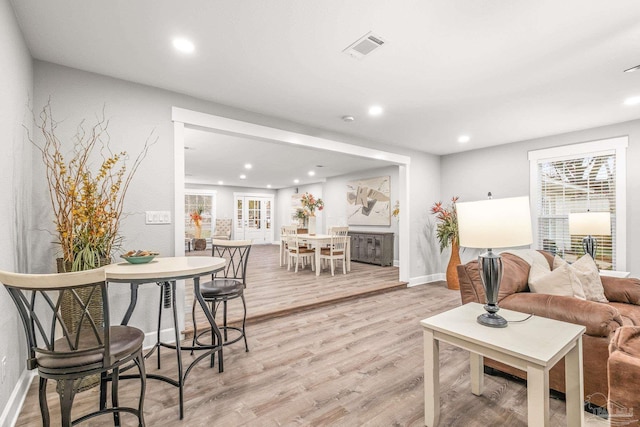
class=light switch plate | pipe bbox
[145,211,171,224]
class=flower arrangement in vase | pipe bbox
[31,101,154,272]
[30,101,154,392]
[300,192,324,217]
[190,206,204,238]
[299,192,324,235]
[431,196,461,290]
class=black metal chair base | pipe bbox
[194,325,245,348]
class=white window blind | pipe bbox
[536,153,615,269]
[529,137,628,271]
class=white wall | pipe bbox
[0,0,32,423]
[323,166,400,262]
[441,118,640,273]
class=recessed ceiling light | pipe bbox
[458,135,471,143]
[240,174,247,179]
[267,184,272,189]
[173,37,195,53]
[244,163,252,169]
[294,179,299,184]
[624,64,640,73]
[368,105,383,116]
[623,96,640,106]
[342,115,355,122]
[218,180,223,185]
[308,171,315,176]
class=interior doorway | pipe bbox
[172,106,410,283]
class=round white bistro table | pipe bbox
[104,256,226,419]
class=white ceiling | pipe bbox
[10,0,640,161]
[184,127,395,188]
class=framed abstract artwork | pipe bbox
[346,175,391,225]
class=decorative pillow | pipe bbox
[551,256,587,300]
[529,262,582,298]
[554,255,608,302]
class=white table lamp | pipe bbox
[457,196,533,327]
[568,212,611,259]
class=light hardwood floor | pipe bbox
[185,244,404,334]
[15,246,607,426]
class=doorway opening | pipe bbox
[172,107,411,333]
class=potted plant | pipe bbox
[431,197,461,290]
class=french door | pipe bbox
[234,194,274,244]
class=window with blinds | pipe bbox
[536,153,616,269]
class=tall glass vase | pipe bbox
[308,216,317,235]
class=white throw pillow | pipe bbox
[529,262,583,298]
[561,254,608,302]
[551,256,587,300]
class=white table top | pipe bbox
[421,302,585,366]
[104,256,225,281]
[296,233,331,240]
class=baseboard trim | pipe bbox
[0,368,36,427]
[408,273,445,287]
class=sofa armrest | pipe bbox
[602,276,640,305]
[500,293,622,337]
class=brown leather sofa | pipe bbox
[457,251,640,407]
[608,326,640,421]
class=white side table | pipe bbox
[421,302,585,427]
[599,270,631,278]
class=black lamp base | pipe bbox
[477,312,508,328]
[478,250,508,328]
[582,235,597,259]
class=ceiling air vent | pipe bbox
[343,31,386,60]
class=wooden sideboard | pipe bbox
[348,231,394,267]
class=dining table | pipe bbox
[104,256,225,419]
[296,233,352,276]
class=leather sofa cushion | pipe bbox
[610,303,640,326]
[37,325,144,371]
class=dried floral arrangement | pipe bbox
[190,205,204,238]
[29,100,155,271]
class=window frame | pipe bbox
[528,136,627,270]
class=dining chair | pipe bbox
[0,268,146,427]
[287,234,315,273]
[193,239,252,353]
[280,225,298,267]
[319,226,349,276]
